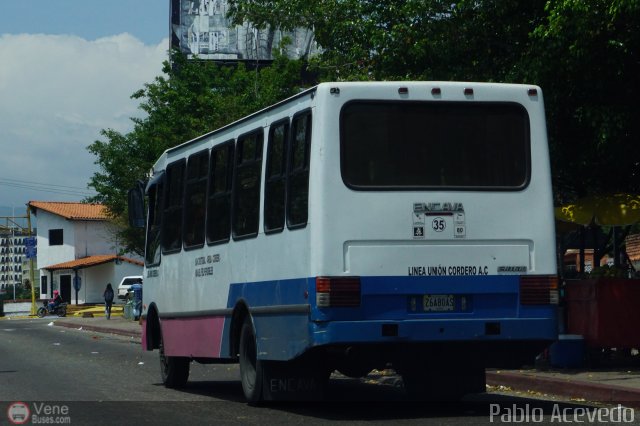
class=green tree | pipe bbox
[89,1,640,255]
[229,0,640,203]
[87,51,304,255]
[227,0,548,81]
[527,0,640,203]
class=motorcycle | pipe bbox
[36,300,67,318]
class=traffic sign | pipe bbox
[25,246,37,259]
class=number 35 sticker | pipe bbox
[432,217,446,232]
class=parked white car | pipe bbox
[117,276,143,300]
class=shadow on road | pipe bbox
[160,376,599,422]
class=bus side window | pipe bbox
[287,111,311,229]
[161,159,186,253]
[184,150,209,249]
[207,141,234,244]
[146,180,163,266]
[264,119,289,233]
[233,130,263,239]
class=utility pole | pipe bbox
[26,208,37,316]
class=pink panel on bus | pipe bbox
[160,316,225,358]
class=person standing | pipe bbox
[103,283,114,320]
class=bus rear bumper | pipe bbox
[310,317,557,368]
[311,317,557,345]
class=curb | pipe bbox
[0,315,33,320]
[486,371,640,407]
[54,320,142,340]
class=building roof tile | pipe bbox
[626,234,640,262]
[28,201,109,221]
[43,255,143,271]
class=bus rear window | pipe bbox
[340,101,530,190]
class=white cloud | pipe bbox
[0,33,167,206]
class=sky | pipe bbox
[0,0,170,217]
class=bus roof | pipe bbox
[153,81,541,173]
[165,85,319,157]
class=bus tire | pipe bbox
[159,334,190,388]
[239,316,264,403]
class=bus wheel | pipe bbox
[239,316,264,403]
[159,334,190,388]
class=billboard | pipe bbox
[170,0,319,61]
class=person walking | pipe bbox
[103,283,114,320]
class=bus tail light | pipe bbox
[519,275,559,305]
[316,277,361,308]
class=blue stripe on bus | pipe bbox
[226,278,310,308]
[220,278,310,360]
[222,275,557,361]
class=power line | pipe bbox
[0,177,96,197]
[0,182,94,197]
[0,176,92,191]
[0,181,94,197]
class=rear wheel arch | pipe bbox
[230,300,251,359]
[145,303,161,350]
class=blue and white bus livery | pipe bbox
[128,81,558,402]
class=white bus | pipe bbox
[129,81,558,402]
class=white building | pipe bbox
[27,201,142,304]
[0,231,30,294]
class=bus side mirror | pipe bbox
[128,181,146,228]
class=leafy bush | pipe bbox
[0,284,39,300]
[589,265,628,278]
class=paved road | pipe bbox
[0,319,624,425]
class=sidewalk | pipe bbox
[17,313,640,407]
[486,368,640,407]
[53,315,142,340]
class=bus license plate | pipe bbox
[423,294,455,312]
